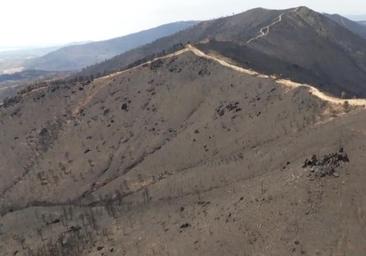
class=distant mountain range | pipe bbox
[0,46,61,75]
[80,7,366,98]
[25,21,199,71]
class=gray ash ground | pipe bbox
[2,47,366,256]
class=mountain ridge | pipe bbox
[80,6,366,98]
[25,21,199,71]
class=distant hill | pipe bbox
[359,21,366,26]
[81,7,366,98]
[325,13,366,39]
[25,21,199,71]
[0,46,63,75]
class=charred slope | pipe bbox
[81,7,366,98]
[325,13,366,39]
[197,7,366,98]
[1,48,366,255]
[25,21,198,71]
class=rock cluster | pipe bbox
[303,148,349,177]
[216,101,242,117]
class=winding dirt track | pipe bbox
[72,43,366,116]
[246,14,284,44]
[187,45,366,107]
[246,7,300,44]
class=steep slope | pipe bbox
[25,21,198,71]
[1,44,366,256]
[81,7,366,98]
[197,7,366,98]
[324,13,366,39]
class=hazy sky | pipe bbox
[1,0,365,48]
